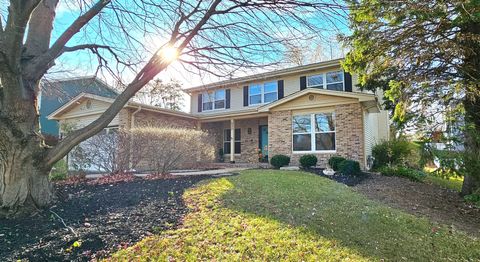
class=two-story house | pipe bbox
[49,58,389,170]
[186,58,389,167]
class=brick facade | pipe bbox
[268,103,365,168]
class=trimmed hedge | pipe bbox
[270,155,290,169]
[328,156,347,171]
[299,154,318,169]
[338,159,361,176]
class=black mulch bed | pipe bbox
[306,167,371,186]
[0,175,209,261]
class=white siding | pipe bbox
[364,109,390,166]
[190,65,372,115]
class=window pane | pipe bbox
[307,74,323,87]
[292,115,311,133]
[249,84,261,95]
[326,83,343,91]
[224,129,230,142]
[264,82,277,93]
[316,133,335,151]
[223,142,230,154]
[234,129,241,141]
[235,142,241,154]
[315,113,335,132]
[293,134,312,151]
[215,89,225,100]
[214,100,225,109]
[250,94,262,104]
[202,92,213,102]
[326,71,343,83]
[203,102,213,110]
[264,92,277,103]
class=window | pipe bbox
[326,71,344,91]
[224,129,241,154]
[292,113,335,152]
[202,89,225,111]
[249,81,278,105]
[306,70,344,91]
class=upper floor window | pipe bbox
[306,70,344,91]
[202,89,225,111]
[249,81,278,105]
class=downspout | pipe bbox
[129,106,142,169]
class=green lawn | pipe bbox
[424,174,464,192]
[110,170,480,261]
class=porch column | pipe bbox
[230,119,235,163]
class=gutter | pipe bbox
[130,105,142,129]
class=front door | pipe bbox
[259,125,268,162]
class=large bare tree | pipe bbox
[0,0,346,216]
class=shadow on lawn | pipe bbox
[219,171,480,261]
[0,175,209,261]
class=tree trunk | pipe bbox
[0,72,53,217]
[0,139,53,217]
[460,19,480,196]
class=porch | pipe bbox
[199,116,269,164]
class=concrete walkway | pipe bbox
[85,167,249,179]
[170,167,248,176]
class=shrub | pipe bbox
[338,159,361,176]
[299,154,317,169]
[131,127,215,174]
[270,155,290,169]
[378,166,426,182]
[328,156,347,171]
[372,140,421,170]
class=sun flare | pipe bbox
[158,45,179,62]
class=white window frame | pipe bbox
[292,112,336,153]
[223,128,241,155]
[202,89,225,111]
[306,70,345,91]
[249,81,278,105]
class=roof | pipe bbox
[257,88,379,113]
[39,76,119,135]
[184,58,344,93]
[48,93,197,120]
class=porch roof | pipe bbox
[257,88,380,113]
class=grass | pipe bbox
[424,174,464,192]
[110,170,480,261]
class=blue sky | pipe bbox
[2,0,350,110]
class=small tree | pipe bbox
[136,79,184,111]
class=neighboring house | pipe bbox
[49,58,389,169]
[39,76,118,136]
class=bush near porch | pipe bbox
[65,127,215,175]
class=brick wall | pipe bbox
[268,103,365,168]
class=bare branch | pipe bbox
[24,0,112,80]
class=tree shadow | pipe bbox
[218,171,480,261]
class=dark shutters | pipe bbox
[225,89,231,109]
[197,93,202,112]
[278,80,284,99]
[243,86,249,106]
[300,76,307,90]
[344,72,352,92]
